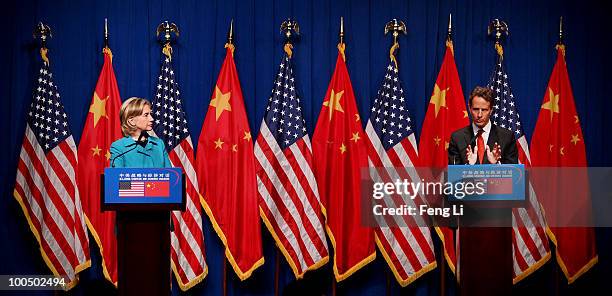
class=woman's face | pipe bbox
[129,105,154,133]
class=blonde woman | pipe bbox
[110,97,171,168]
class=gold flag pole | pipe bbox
[384,18,407,67]
[33,22,52,65]
[448,13,452,41]
[557,17,566,56]
[338,17,346,61]
[156,21,180,61]
[446,13,455,54]
[280,18,300,58]
[104,18,109,48]
[103,19,114,60]
[225,19,236,55]
[487,18,509,60]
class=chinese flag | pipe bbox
[418,40,468,274]
[530,45,597,283]
[144,181,169,197]
[77,47,122,285]
[312,49,375,281]
[195,45,264,280]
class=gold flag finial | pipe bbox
[488,19,509,60]
[103,18,113,62]
[448,13,452,39]
[338,17,346,61]
[446,13,454,55]
[556,17,566,57]
[156,21,179,60]
[280,18,300,59]
[104,18,109,47]
[487,19,509,45]
[384,19,407,67]
[33,22,52,64]
[558,16,564,45]
[339,16,344,45]
[225,19,236,55]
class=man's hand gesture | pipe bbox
[466,145,478,165]
[486,142,502,164]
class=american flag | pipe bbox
[13,56,90,289]
[365,61,437,285]
[254,54,329,278]
[118,181,145,196]
[152,52,207,289]
[487,54,551,282]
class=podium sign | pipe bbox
[447,164,526,204]
[102,167,185,211]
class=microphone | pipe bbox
[110,131,150,167]
[110,143,138,168]
[136,131,149,147]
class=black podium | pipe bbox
[102,168,185,296]
[447,164,526,296]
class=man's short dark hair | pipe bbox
[469,86,494,107]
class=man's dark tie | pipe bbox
[477,129,485,164]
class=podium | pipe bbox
[102,168,185,296]
[447,164,526,296]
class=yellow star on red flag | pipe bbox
[91,145,102,156]
[89,92,108,128]
[214,138,224,149]
[430,84,448,118]
[323,89,345,120]
[541,88,560,121]
[210,86,232,120]
[571,134,581,145]
[339,143,347,154]
[243,131,252,141]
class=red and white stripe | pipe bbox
[512,135,550,282]
[118,181,144,196]
[365,122,437,286]
[168,137,208,290]
[255,122,329,278]
[14,126,90,289]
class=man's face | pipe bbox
[470,96,492,129]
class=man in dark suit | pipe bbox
[448,86,517,296]
[448,86,518,165]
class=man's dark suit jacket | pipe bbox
[447,123,518,296]
[448,123,518,165]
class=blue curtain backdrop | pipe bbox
[1,0,611,295]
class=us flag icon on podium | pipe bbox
[119,181,170,197]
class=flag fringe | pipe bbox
[512,250,551,284]
[434,226,457,275]
[84,215,118,287]
[259,207,329,279]
[545,226,598,283]
[171,257,208,291]
[375,234,437,287]
[325,224,376,282]
[200,194,265,280]
[13,189,91,290]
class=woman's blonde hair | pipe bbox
[119,97,152,136]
